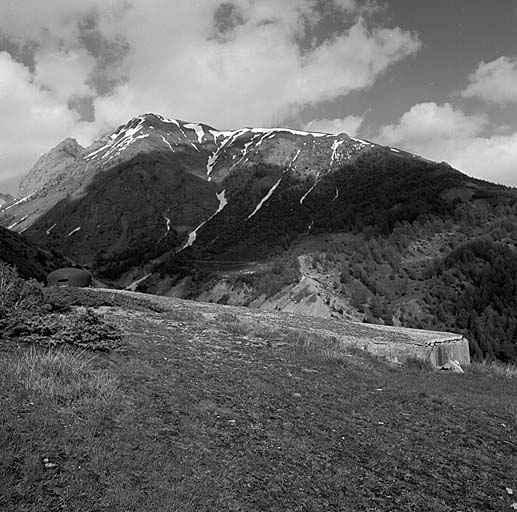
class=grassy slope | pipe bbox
[0,225,69,281]
[1,290,516,511]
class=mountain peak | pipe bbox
[18,137,84,197]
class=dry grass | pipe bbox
[0,348,118,408]
[287,329,363,363]
[217,313,279,342]
[471,359,517,378]
[167,307,198,322]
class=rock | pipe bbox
[440,360,464,374]
[18,138,84,196]
[507,487,514,495]
[510,503,517,510]
[292,392,302,398]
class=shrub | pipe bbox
[0,263,44,335]
[10,309,122,351]
[0,263,122,351]
[0,262,43,313]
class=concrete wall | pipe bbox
[428,338,471,367]
[341,334,471,368]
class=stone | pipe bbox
[440,360,464,374]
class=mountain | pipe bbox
[2,112,506,262]
[0,224,69,281]
[2,113,388,250]
[2,112,517,361]
[0,192,14,209]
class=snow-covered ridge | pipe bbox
[83,112,358,167]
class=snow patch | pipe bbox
[247,178,282,219]
[249,127,327,138]
[4,192,37,211]
[46,223,57,235]
[85,144,108,159]
[182,190,228,249]
[7,214,28,230]
[206,129,247,179]
[66,227,81,237]
[161,136,175,152]
[87,116,150,162]
[300,174,320,205]
[163,215,171,232]
[184,123,205,144]
[126,274,151,292]
[154,114,180,126]
[177,125,199,151]
[390,148,400,153]
[330,140,345,163]
[349,136,368,145]
[289,149,301,169]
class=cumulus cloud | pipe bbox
[0,0,421,193]
[304,115,364,136]
[34,49,97,102]
[0,52,102,193]
[377,102,517,186]
[461,56,517,104]
[93,2,421,129]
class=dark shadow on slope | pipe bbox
[25,152,220,267]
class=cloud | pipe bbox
[304,115,364,135]
[461,56,517,104]
[93,2,421,129]
[376,102,517,186]
[34,49,97,102]
[0,52,102,193]
[0,0,421,193]
[378,102,488,144]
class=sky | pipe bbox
[0,0,516,194]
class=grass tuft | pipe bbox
[168,308,197,322]
[471,359,517,378]
[1,347,118,407]
[287,330,364,364]
[217,314,280,342]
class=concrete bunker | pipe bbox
[47,267,92,288]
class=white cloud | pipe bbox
[0,0,126,47]
[378,102,488,144]
[93,2,421,129]
[304,115,364,135]
[34,49,97,102]
[0,52,102,193]
[0,0,421,193]
[461,56,517,104]
[376,102,517,186]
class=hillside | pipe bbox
[1,287,516,511]
[0,192,14,209]
[2,112,517,362]
[0,224,69,281]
